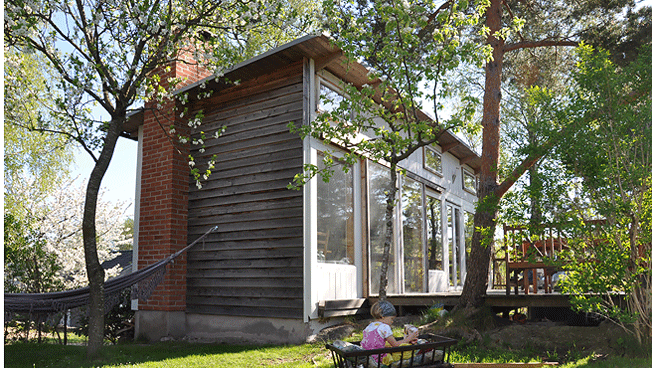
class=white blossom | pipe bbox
[32,179,131,289]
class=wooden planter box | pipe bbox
[326,334,457,368]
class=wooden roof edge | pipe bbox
[175,33,326,97]
[166,33,481,171]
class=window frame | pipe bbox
[423,145,443,176]
[462,168,477,194]
[317,79,345,113]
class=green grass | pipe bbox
[5,339,651,368]
[559,355,652,368]
[4,341,334,368]
[5,319,651,368]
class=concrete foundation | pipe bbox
[135,310,187,341]
[136,311,326,344]
[135,311,349,344]
[185,314,312,345]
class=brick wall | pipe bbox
[138,51,212,311]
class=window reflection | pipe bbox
[427,196,442,272]
[368,162,396,294]
[317,152,354,264]
[318,84,345,114]
[463,169,476,194]
[424,146,442,174]
[402,178,424,293]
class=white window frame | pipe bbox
[424,145,443,176]
[462,168,477,194]
[306,138,363,313]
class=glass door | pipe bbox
[447,204,464,289]
[426,193,445,292]
[401,177,424,293]
[368,162,398,295]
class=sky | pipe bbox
[71,137,138,213]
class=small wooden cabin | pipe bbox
[122,34,480,344]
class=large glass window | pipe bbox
[447,206,455,286]
[317,152,354,264]
[447,206,464,287]
[426,196,442,272]
[368,162,397,294]
[402,178,424,293]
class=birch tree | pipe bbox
[4,49,73,221]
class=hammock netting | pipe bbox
[4,226,218,321]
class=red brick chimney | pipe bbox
[136,49,211,333]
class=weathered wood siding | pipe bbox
[185,62,305,319]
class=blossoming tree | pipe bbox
[5,0,315,357]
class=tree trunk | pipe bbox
[378,162,399,300]
[458,203,499,308]
[458,0,504,309]
[84,114,124,359]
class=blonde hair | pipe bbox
[370,300,397,319]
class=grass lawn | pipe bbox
[5,340,652,368]
[4,341,333,368]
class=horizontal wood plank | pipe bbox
[186,64,305,319]
[187,295,303,309]
[187,267,303,279]
[188,247,302,261]
[188,286,303,299]
[201,83,303,124]
[188,197,302,220]
[187,277,303,289]
[188,206,302,228]
[188,256,301,270]
[318,299,371,318]
[189,188,302,210]
[185,237,303,251]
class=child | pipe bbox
[361,300,418,364]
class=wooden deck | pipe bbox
[373,290,572,309]
[319,290,575,318]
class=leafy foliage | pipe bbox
[555,44,652,344]
[289,0,491,297]
[3,49,73,221]
[4,214,63,294]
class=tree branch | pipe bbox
[426,0,452,25]
[504,39,578,53]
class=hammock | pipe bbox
[4,226,218,319]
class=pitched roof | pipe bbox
[102,250,132,273]
[124,34,481,171]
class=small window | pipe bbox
[424,146,442,175]
[318,83,345,114]
[463,169,477,194]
